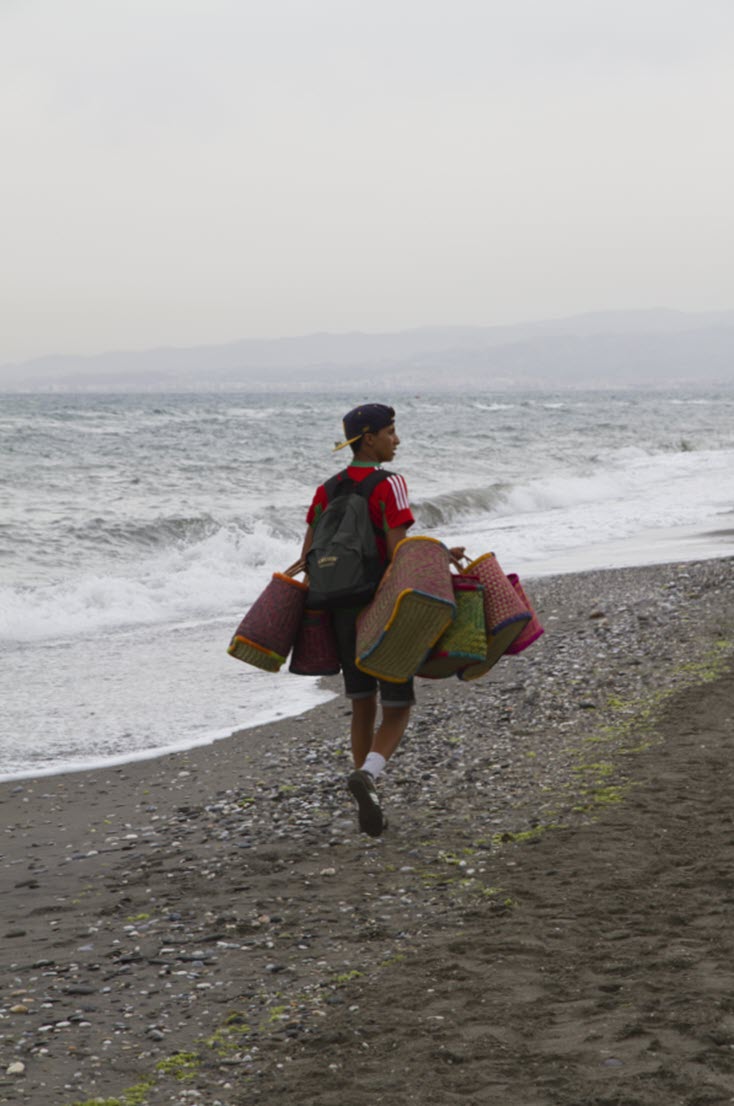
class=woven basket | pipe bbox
[417,576,487,679]
[289,609,341,676]
[228,567,308,673]
[457,553,531,682]
[356,536,455,683]
[505,573,544,655]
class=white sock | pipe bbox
[362,752,387,780]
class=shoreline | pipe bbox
[1,555,732,1105]
[3,534,734,785]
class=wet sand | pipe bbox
[1,556,732,1106]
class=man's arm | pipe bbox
[385,525,408,562]
[300,525,314,561]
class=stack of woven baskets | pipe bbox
[227,562,340,676]
[227,538,543,684]
[355,539,542,683]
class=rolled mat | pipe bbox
[228,571,308,672]
[505,573,545,654]
[289,608,341,676]
[457,553,531,681]
[417,575,487,679]
[356,536,456,683]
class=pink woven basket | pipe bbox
[457,553,531,682]
[505,573,544,654]
[356,536,455,682]
[289,609,341,676]
[417,576,487,679]
[228,569,308,673]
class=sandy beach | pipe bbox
[1,556,733,1106]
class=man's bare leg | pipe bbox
[348,703,412,837]
[350,696,377,768]
[351,700,411,769]
[371,705,411,762]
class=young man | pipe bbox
[301,403,415,838]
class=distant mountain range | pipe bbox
[1,308,733,392]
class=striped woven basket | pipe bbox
[227,564,308,673]
[356,536,456,683]
[457,553,531,682]
[417,575,487,679]
[289,609,341,676]
[505,573,544,655]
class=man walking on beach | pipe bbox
[301,404,415,838]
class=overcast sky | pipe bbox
[1,0,733,363]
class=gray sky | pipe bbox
[2,0,733,363]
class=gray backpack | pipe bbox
[306,469,393,609]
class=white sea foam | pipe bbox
[0,618,336,781]
[3,444,730,645]
[442,448,734,572]
[0,522,296,643]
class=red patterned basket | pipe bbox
[356,536,456,683]
[505,573,544,654]
[289,609,341,676]
[417,576,487,679]
[457,553,531,682]
[228,567,308,673]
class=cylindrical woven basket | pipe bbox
[417,576,487,679]
[505,573,544,654]
[457,553,531,681]
[289,609,341,676]
[356,536,456,683]
[228,568,308,673]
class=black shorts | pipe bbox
[332,608,415,708]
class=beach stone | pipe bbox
[6,1061,26,1075]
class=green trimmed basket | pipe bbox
[417,576,487,679]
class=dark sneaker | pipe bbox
[347,769,385,837]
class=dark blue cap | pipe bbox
[333,403,395,451]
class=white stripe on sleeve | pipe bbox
[388,474,410,513]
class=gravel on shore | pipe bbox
[1,556,732,1106]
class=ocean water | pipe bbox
[1,390,733,780]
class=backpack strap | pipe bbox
[322,469,350,501]
[354,468,394,499]
[323,468,394,503]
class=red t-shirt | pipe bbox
[306,464,414,563]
